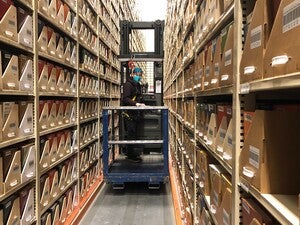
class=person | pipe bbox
[121,67,145,162]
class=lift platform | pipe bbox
[102,106,169,189]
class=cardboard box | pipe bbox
[64,70,71,93]
[264,0,300,78]
[0,195,20,225]
[1,51,19,91]
[48,100,57,128]
[241,198,273,225]
[66,189,73,215]
[58,195,67,223]
[210,36,222,89]
[209,0,224,29]
[0,4,17,42]
[240,0,275,83]
[21,143,35,183]
[19,185,34,225]
[47,27,56,56]
[19,55,33,92]
[58,164,66,191]
[38,60,49,92]
[217,174,232,225]
[209,164,229,218]
[47,63,57,93]
[38,0,49,15]
[38,20,48,53]
[56,67,65,92]
[41,212,51,225]
[0,148,21,194]
[49,203,60,225]
[204,104,216,142]
[56,131,65,159]
[197,150,214,196]
[221,119,234,165]
[203,43,213,90]
[49,169,59,198]
[244,111,255,139]
[70,42,77,66]
[19,101,33,136]
[70,11,77,37]
[48,134,58,164]
[40,137,50,170]
[64,4,71,33]
[219,24,234,87]
[49,0,57,21]
[215,114,228,155]
[56,35,64,60]
[240,110,300,193]
[56,101,64,126]
[56,0,64,26]
[199,208,213,225]
[2,102,19,141]
[63,38,71,63]
[17,7,33,48]
[64,130,71,154]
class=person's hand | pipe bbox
[136,103,145,107]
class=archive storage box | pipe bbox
[240,110,300,193]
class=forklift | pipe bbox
[102,20,169,189]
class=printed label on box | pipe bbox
[224,49,232,66]
[249,145,260,169]
[242,200,251,214]
[223,209,230,225]
[283,0,300,33]
[250,25,262,49]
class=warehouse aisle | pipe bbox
[80,182,176,225]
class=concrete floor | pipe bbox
[79,182,176,225]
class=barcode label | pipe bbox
[283,0,300,33]
[225,49,232,66]
[206,66,210,77]
[223,209,230,225]
[227,134,233,149]
[219,128,226,141]
[213,190,219,205]
[250,25,262,49]
[214,63,219,76]
[249,145,260,169]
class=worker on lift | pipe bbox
[122,67,145,162]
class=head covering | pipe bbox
[133,67,142,74]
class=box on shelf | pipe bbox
[206,112,217,149]
[38,20,48,53]
[21,143,35,183]
[240,0,277,83]
[56,101,64,126]
[244,111,255,139]
[17,7,33,49]
[57,163,66,191]
[19,184,35,225]
[209,164,229,220]
[64,4,71,33]
[241,198,273,225]
[56,35,64,60]
[57,131,66,159]
[240,110,300,193]
[48,100,57,128]
[56,0,64,27]
[47,27,56,56]
[48,134,58,164]
[38,60,49,92]
[199,208,213,225]
[208,0,224,30]
[40,137,50,169]
[49,0,57,21]
[19,101,33,137]
[221,118,233,165]
[41,211,51,225]
[49,203,60,225]
[49,169,59,198]
[203,43,212,90]
[219,23,233,87]
[210,36,222,89]
[56,67,65,92]
[0,1,17,41]
[2,102,19,141]
[263,0,298,78]
[58,195,67,223]
[0,195,20,225]
[217,174,232,225]
[0,148,21,194]
[204,104,216,142]
[1,50,19,91]
[19,55,33,92]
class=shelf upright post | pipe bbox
[232,0,243,224]
[33,0,41,223]
[75,0,80,207]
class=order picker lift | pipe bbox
[102,20,168,189]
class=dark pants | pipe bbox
[124,116,142,158]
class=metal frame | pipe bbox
[102,106,169,185]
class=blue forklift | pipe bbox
[102,20,169,189]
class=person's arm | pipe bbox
[122,82,137,106]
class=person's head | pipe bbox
[132,67,143,83]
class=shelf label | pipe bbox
[250,25,262,49]
[241,83,250,94]
[283,0,300,33]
